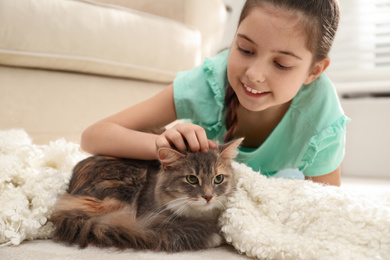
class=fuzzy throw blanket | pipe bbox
[220,162,390,259]
[0,129,87,246]
[1,129,390,259]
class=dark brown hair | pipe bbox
[224,0,340,142]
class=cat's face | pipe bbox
[155,138,243,218]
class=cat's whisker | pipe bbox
[166,199,189,216]
[140,204,172,226]
[165,197,189,210]
[167,199,191,215]
[159,201,191,228]
[140,207,170,226]
[215,199,226,211]
[140,197,189,226]
[174,202,191,217]
[154,197,187,213]
[159,197,188,214]
[159,212,180,228]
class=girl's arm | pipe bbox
[81,84,215,160]
[305,166,341,186]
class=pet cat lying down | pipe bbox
[52,139,243,252]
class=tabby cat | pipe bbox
[51,138,243,252]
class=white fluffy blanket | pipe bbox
[1,129,390,259]
[0,129,87,246]
[220,162,390,259]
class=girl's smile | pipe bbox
[242,83,269,98]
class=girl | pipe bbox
[81,0,348,186]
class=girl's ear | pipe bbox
[158,148,186,169]
[304,57,330,85]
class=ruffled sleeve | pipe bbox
[300,115,351,177]
[173,50,229,139]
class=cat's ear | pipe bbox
[218,138,244,161]
[158,148,186,169]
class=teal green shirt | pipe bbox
[173,50,350,177]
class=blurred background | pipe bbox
[0,0,389,180]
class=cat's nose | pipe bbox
[202,195,213,203]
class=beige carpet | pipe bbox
[0,240,248,260]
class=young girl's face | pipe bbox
[228,6,316,112]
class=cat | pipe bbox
[51,138,243,252]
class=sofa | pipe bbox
[0,0,227,145]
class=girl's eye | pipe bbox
[186,175,199,185]
[238,47,254,55]
[214,175,224,184]
[274,61,292,70]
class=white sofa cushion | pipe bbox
[94,0,187,23]
[0,0,202,83]
[93,0,228,60]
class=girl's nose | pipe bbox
[246,60,266,83]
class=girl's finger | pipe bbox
[208,139,217,149]
[177,123,207,152]
[184,131,201,152]
[193,127,211,152]
[155,135,171,150]
[164,130,187,152]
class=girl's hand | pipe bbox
[155,123,217,153]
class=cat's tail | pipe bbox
[51,194,222,251]
[51,193,153,249]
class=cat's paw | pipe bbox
[207,233,225,248]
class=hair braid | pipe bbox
[224,85,239,143]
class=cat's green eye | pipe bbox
[214,175,224,184]
[186,175,199,185]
